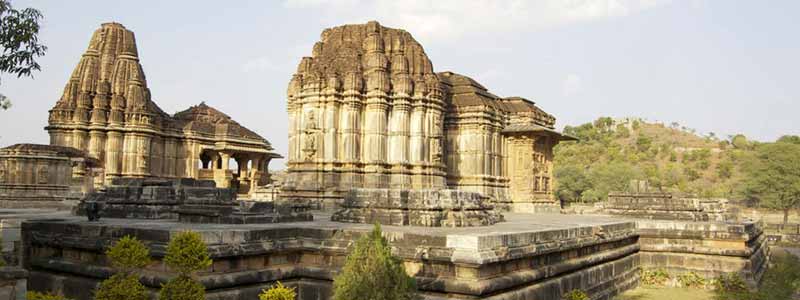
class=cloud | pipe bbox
[283,0,672,41]
[562,73,583,96]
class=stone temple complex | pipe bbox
[46,23,281,197]
[283,21,574,213]
[0,21,771,300]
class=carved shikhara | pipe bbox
[284,21,575,212]
[44,23,281,196]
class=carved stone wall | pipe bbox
[0,144,97,208]
[46,23,281,195]
[285,22,573,210]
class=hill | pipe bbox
[553,117,753,203]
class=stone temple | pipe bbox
[283,21,574,213]
[46,23,281,197]
[0,21,768,300]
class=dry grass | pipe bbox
[615,287,714,300]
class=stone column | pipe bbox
[104,131,123,183]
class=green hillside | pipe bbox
[553,117,767,203]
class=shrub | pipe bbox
[106,235,150,270]
[332,223,417,300]
[562,289,589,300]
[160,231,211,300]
[259,281,296,300]
[94,274,147,300]
[26,291,72,300]
[95,235,150,300]
[677,272,706,288]
[159,275,205,300]
[641,268,670,286]
[164,231,212,275]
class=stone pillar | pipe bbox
[104,131,123,183]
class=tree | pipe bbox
[259,281,296,300]
[743,142,800,226]
[731,134,748,149]
[554,164,591,203]
[95,235,150,300]
[0,0,48,110]
[160,231,212,300]
[777,135,800,145]
[332,223,417,300]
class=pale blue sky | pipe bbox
[1,0,798,167]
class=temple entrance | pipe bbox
[197,148,277,198]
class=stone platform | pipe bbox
[331,188,504,227]
[22,213,639,300]
[636,219,768,286]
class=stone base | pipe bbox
[605,192,731,222]
[331,188,504,227]
[496,201,561,214]
[22,213,639,300]
[636,219,768,287]
[0,266,28,300]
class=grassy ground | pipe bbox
[615,287,714,300]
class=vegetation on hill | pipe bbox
[554,117,800,219]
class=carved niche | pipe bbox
[37,165,49,184]
[0,163,5,183]
[302,110,320,161]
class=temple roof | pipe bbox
[172,102,272,148]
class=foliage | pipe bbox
[94,273,148,300]
[164,231,212,275]
[711,254,800,300]
[26,291,72,300]
[105,235,150,270]
[677,272,707,289]
[95,235,150,300]
[554,117,799,206]
[741,142,800,225]
[259,281,296,300]
[160,231,209,300]
[641,269,671,286]
[159,275,205,300]
[562,289,589,300]
[332,223,417,300]
[0,0,47,110]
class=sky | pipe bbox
[1,0,798,168]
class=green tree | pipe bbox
[743,142,800,226]
[635,135,652,152]
[160,231,211,300]
[777,135,800,145]
[259,281,296,300]
[332,224,417,300]
[95,235,150,300]
[731,134,749,149]
[554,164,591,203]
[0,0,48,110]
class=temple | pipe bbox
[45,23,281,197]
[283,21,574,212]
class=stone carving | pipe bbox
[45,23,281,190]
[0,164,5,183]
[284,22,575,213]
[37,165,49,184]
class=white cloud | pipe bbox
[562,73,583,96]
[283,0,672,41]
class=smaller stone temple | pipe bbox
[0,144,99,209]
[45,22,281,197]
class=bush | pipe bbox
[160,231,210,300]
[94,274,148,300]
[26,291,72,300]
[562,289,589,300]
[164,231,212,275]
[106,235,150,270]
[95,235,150,300]
[641,269,670,286]
[332,223,417,300]
[677,272,706,288]
[259,281,296,300]
[159,275,205,300]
